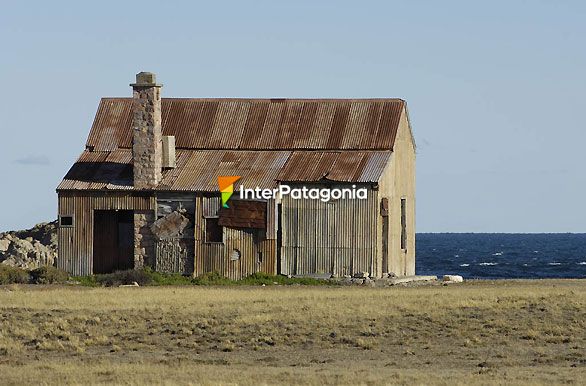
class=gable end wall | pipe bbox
[377,107,416,277]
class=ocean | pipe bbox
[415,233,586,279]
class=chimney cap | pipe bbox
[130,71,162,87]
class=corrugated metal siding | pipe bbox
[266,199,277,240]
[280,184,378,277]
[57,192,155,275]
[86,98,404,151]
[194,196,276,279]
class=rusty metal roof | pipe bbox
[277,151,390,183]
[57,149,134,191]
[86,98,404,151]
[57,149,391,191]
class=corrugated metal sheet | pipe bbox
[57,192,156,275]
[58,149,389,192]
[277,151,391,183]
[218,200,267,229]
[163,150,290,191]
[57,149,133,191]
[194,196,277,279]
[86,98,404,151]
[280,184,378,277]
[86,98,134,152]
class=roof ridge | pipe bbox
[100,97,405,102]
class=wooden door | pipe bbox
[93,210,134,274]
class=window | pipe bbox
[205,218,223,243]
[59,215,74,227]
[400,198,407,250]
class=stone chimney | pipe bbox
[131,72,162,189]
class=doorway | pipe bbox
[93,210,134,274]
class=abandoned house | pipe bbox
[56,72,416,279]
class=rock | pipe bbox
[353,271,370,279]
[0,221,57,269]
[443,275,463,283]
[363,278,376,287]
[13,221,58,248]
[119,281,140,287]
[0,239,10,253]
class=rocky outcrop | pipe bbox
[0,221,57,269]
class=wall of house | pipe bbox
[280,183,378,278]
[377,107,416,277]
[193,196,277,280]
[57,192,156,275]
[153,194,196,274]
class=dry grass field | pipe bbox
[1,280,585,385]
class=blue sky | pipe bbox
[1,0,584,232]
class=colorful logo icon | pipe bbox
[218,176,241,208]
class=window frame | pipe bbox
[59,214,74,228]
[204,217,224,244]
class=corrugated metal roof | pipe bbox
[57,149,390,191]
[276,151,391,183]
[86,98,404,151]
[57,149,134,191]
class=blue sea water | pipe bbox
[415,233,586,279]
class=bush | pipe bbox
[30,266,69,284]
[71,269,337,287]
[0,265,30,285]
[240,272,333,286]
[95,269,153,287]
[192,271,233,286]
[143,268,194,286]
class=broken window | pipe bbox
[205,218,223,243]
[400,198,407,250]
[59,215,74,227]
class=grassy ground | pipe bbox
[1,280,585,385]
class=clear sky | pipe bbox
[1,0,584,233]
